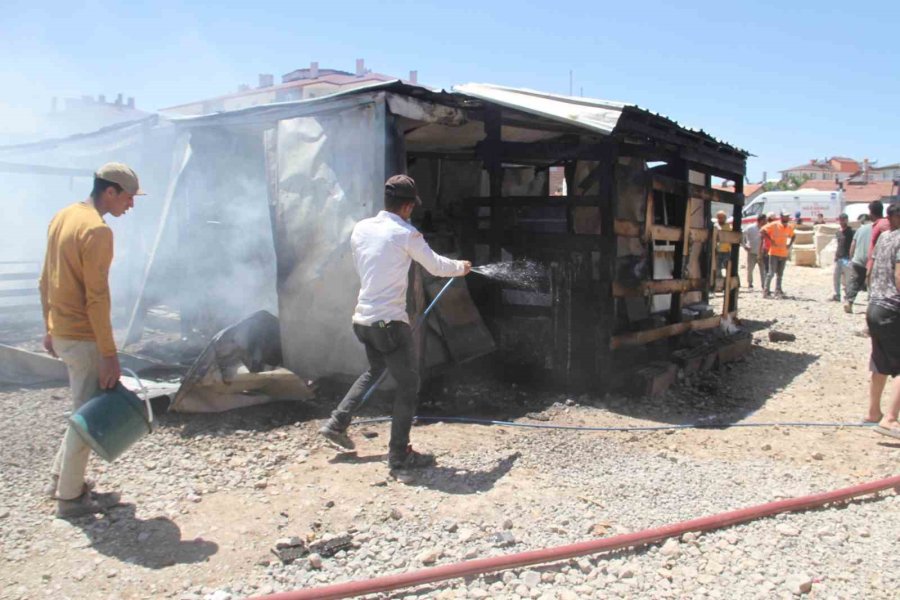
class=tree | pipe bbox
[762,174,812,192]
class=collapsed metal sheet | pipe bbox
[171,310,312,412]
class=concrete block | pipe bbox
[633,361,677,397]
[716,331,752,365]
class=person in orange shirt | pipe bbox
[39,162,143,518]
[760,211,795,298]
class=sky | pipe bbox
[0,0,897,181]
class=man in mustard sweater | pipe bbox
[39,162,143,518]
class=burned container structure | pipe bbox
[391,84,749,392]
[0,82,749,395]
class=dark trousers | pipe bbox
[845,262,868,303]
[330,321,419,454]
[765,255,787,293]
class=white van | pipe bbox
[741,190,844,225]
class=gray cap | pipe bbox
[95,162,144,196]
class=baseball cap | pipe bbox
[95,162,144,196]
[384,174,421,205]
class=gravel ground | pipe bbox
[1,261,899,600]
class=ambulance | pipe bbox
[741,190,844,225]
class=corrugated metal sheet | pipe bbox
[453,83,628,135]
[453,83,748,155]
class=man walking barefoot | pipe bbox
[319,175,471,472]
[40,163,143,518]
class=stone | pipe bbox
[390,507,403,520]
[417,549,440,565]
[768,330,796,342]
[522,570,541,588]
[660,538,681,558]
[776,524,800,537]
[206,591,232,600]
[682,532,698,543]
[576,558,593,574]
[491,531,517,547]
[307,553,323,569]
[811,452,824,461]
[275,537,304,549]
[783,573,813,595]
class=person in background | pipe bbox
[761,211,795,298]
[39,163,142,518]
[815,213,826,225]
[713,210,732,291]
[830,213,853,302]
[318,175,471,473]
[759,212,776,279]
[741,214,767,288]
[865,204,900,435]
[846,212,875,314]
[867,200,889,274]
[794,210,803,225]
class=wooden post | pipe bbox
[729,178,744,315]
[701,172,713,304]
[595,144,617,388]
[484,106,504,262]
[668,160,689,324]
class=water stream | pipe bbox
[470,260,547,290]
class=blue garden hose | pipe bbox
[352,415,877,432]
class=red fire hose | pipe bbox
[251,475,900,600]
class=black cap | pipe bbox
[385,174,421,205]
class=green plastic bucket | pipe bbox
[69,370,153,463]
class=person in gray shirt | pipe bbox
[845,205,880,313]
[741,214,767,288]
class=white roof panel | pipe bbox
[452,83,632,135]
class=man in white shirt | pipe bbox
[319,175,471,471]
[741,214,767,288]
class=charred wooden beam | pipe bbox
[612,278,706,298]
[614,218,709,243]
[610,315,722,349]
[464,195,606,207]
[484,106,504,263]
[650,174,742,205]
[613,219,642,237]
[475,140,608,162]
[615,117,746,177]
[647,224,683,242]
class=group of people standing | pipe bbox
[739,200,900,438]
[739,211,796,298]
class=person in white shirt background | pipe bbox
[741,214,767,289]
[319,175,471,471]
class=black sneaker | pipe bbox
[319,425,355,451]
[389,446,436,470]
